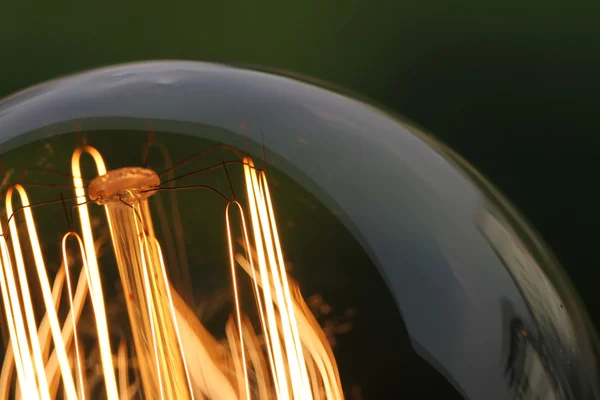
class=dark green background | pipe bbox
[1,1,599,329]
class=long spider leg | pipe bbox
[158,144,245,178]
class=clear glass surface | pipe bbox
[0,61,597,399]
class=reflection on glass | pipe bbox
[478,206,581,399]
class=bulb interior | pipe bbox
[0,129,450,399]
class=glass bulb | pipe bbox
[0,61,597,400]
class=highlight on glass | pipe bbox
[0,61,598,399]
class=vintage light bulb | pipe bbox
[0,61,598,400]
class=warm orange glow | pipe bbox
[71,147,119,399]
[60,233,88,400]
[6,185,75,400]
[225,201,251,400]
[0,146,344,399]
[0,235,37,400]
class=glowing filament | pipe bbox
[6,185,74,399]
[0,144,344,400]
[71,147,119,399]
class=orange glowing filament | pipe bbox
[0,144,344,400]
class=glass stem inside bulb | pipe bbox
[104,193,193,400]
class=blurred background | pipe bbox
[0,0,598,332]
